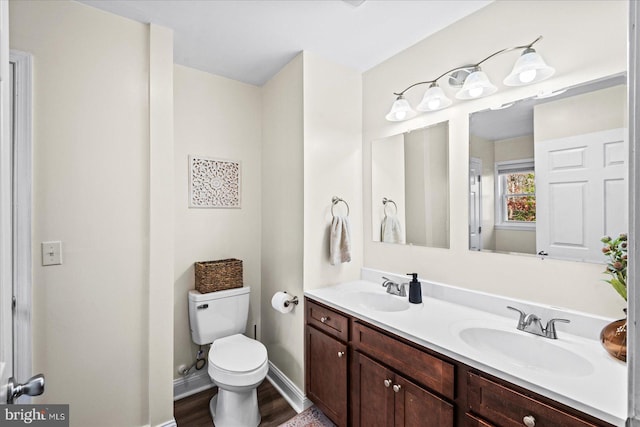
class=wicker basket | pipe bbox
[194,258,243,293]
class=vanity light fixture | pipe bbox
[385,95,418,122]
[385,36,555,121]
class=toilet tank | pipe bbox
[188,287,251,345]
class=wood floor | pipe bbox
[174,380,297,427]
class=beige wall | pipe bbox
[363,0,628,316]
[261,54,305,388]
[535,84,626,141]
[148,25,175,426]
[494,135,534,162]
[173,65,262,380]
[371,134,405,243]
[260,52,362,391]
[494,135,535,254]
[469,134,496,250]
[302,51,363,291]
[9,1,174,425]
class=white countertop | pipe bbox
[304,278,627,426]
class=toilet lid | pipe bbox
[210,334,268,373]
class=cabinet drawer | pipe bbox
[467,373,601,427]
[465,413,494,427]
[306,299,349,341]
[351,321,455,400]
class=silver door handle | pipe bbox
[384,379,392,388]
[392,384,402,393]
[7,374,45,404]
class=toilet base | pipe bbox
[210,388,261,427]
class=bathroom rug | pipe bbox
[277,405,335,427]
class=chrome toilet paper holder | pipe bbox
[284,294,299,308]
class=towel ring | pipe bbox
[382,197,397,217]
[331,196,350,216]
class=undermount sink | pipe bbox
[457,326,595,377]
[351,291,410,312]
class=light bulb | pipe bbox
[468,87,483,98]
[519,69,537,83]
[427,98,441,110]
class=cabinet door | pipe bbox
[393,375,454,427]
[351,351,394,427]
[306,325,348,426]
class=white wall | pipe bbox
[9,1,171,425]
[363,0,628,316]
[173,65,262,380]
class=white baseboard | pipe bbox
[266,361,312,414]
[173,369,214,401]
[155,420,177,427]
[172,360,312,415]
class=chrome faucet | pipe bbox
[382,277,407,297]
[507,306,570,339]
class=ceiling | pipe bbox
[78,0,492,86]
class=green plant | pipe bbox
[601,234,628,301]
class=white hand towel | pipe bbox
[330,215,352,265]
[381,215,403,244]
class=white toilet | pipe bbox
[188,286,268,427]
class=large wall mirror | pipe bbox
[469,74,627,263]
[372,121,450,248]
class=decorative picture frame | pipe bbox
[189,155,241,208]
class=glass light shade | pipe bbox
[455,70,497,100]
[416,84,452,112]
[385,96,417,122]
[503,48,555,86]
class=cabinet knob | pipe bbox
[392,384,402,393]
[320,316,329,323]
[337,351,345,358]
[523,415,536,427]
[383,379,392,388]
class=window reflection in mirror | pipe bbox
[469,74,627,263]
[372,121,450,248]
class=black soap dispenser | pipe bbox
[407,273,422,304]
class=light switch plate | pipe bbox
[42,241,62,266]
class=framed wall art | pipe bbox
[189,155,241,208]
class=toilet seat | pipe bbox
[209,334,268,387]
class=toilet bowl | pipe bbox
[208,334,268,426]
[188,288,269,427]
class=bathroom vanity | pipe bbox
[304,274,626,427]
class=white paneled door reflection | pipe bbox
[536,128,627,262]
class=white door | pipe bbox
[535,128,627,262]
[0,0,13,403]
[469,157,483,250]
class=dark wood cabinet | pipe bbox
[351,320,455,400]
[351,351,394,427]
[467,373,602,427]
[351,351,454,427]
[304,297,613,427]
[305,301,349,427]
